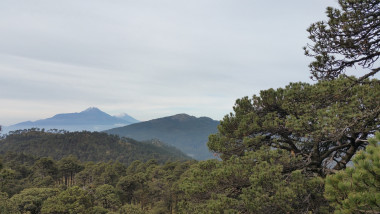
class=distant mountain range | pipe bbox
[104,114,220,160]
[4,107,139,132]
[2,109,220,160]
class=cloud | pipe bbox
[0,0,337,125]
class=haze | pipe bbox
[0,0,337,126]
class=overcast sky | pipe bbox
[0,0,339,126]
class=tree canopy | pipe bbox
[304,0,380,80]
[324,132,380,213]
[178,147,327,213]
[0,129,191,165]
[208,76,380,176]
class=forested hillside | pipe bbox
[0,152,196,213]
[0,131,378,214]
[105,114,219,160]
[0,129,191,165]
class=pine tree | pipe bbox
[324,132,380,213]
[208,76,380,175]
[304,0,380,81]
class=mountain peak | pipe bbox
[8,107,139,132]
[81,107,102,113]
[170,114,194,121]
[104,113,220,160]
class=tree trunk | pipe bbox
[333,144,358,170]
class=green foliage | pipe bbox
[178,147,327,213]
[89,206,108,214]
[208,77,380,175]
[0,152,36,196]
[76,161,127,188]
[0,192,17,213]
[116,174,142,204]
[0,168,16,194]
[94,184,121,211]
[31,157,59,187]
[0,152,194,213]
[304,0,380,80]
[325,132,380,213]
[0,130,191,165]
[41,186,92,214]
[116,160,194,212]
[10,188,59,214]
[118,204,145,214]
[58,156,84,187]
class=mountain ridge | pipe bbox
[5,107,139,132]
[104,113,220,160]
[0,129,191,165]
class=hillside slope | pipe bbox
[0,129,191,165]
[104,114,219,160]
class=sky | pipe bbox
[0,0,339,126]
